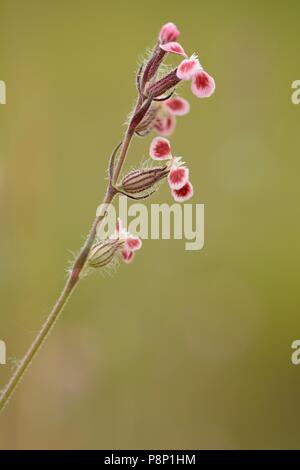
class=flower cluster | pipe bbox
[89,21,215,269]
[0,22,217,415]
[150,136,193,202]
[137,22,215,137]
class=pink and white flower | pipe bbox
[171,181,194,202]
[114,218,142,264]
[160,41,187,57]
[149,138,193,202]
[176,54,202,80]
[153,96,190,136]
[175,55,216,99]
[168,157,189,190]
[164,96,190,116]
[191,70,216,98]
[150,136,172,160]
[159,22,180,44]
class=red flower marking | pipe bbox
[191,70,216,98]
[172,181,194,202]
[168,166,189,190]
[150,137,172,160]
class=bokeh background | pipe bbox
[0,0,300,450]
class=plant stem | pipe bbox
[0,122,138,414]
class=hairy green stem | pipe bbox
[0,123,137,414]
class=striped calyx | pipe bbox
[88,240,119,268]
[120,166,169,195]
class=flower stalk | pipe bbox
[0,21,216,413]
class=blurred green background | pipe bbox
[0,0,300,450]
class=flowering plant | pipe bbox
[0,22,215,412]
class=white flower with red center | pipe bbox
[168,157,189,190]
[149,136,172,160]
[153,96,190,136]
[113,218,142,264]
[177,54,202,80]
[149,138,193,202]
[176,55,216,98]
[171,180,194,202]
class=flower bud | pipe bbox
[120,166,169,194]
[142,41,186,90]
[159,22,180,44]
[142,48,166,87]
[129,97,152,132]
[88,240,118,268]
